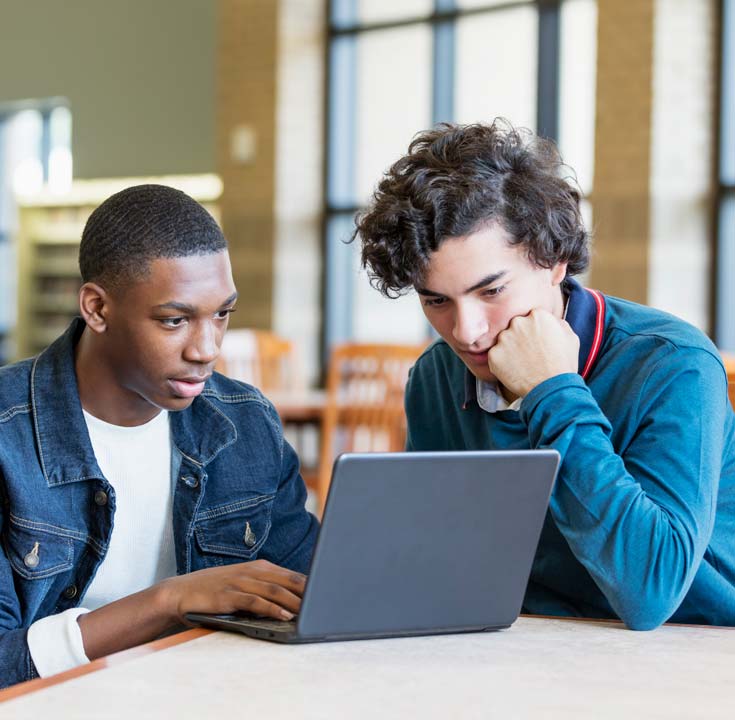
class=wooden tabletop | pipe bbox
[2,617,733,718]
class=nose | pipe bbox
[184,320,220,364]
[452,301,489,348]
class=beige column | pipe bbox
[589,0,655,302]
[217,0,279,328]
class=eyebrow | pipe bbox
[153,292,238,314]
[416,271,508,298]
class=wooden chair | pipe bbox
[216,329,300,392]
[216,329,318,488]
[722,352,735,407]
[315,342,426,513]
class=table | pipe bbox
[1,617,733,719]
[268,389,326,424]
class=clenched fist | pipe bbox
[487,308,579,399]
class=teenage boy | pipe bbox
[0,185,318,688]
[354,121,735,629]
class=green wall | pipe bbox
[0,0,215,178]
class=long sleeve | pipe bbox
[0,518,90,686]
[520,348,729,630]
[26,608,90,678]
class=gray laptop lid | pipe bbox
[297,450,559,638]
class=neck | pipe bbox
[554,281,567,319]
[74,328,160,427]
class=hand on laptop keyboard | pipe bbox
[158,559,307,624]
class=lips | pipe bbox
[168,375,211,399]
[462,349,490,367]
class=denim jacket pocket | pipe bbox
[194,494,274,562]
[3,516,75,580]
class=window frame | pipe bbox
[322,0,564,358]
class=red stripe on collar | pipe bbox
[581,288,606,380]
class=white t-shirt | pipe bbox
[27,409,175,677]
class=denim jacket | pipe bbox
[0,319,319,688]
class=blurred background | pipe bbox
[0,0,732,380]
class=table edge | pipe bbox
[0,627,213,704]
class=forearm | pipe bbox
[521,372,723,628]
[77,582,176,660]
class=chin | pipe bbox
[148,392,195,413]
[463,363,496,385]
[165,396,197,411]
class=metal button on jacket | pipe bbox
[243,522,257,548]
[94,490,108,506]
[63,584,78,600]
[23,542,40,569]
[183,476,199,489]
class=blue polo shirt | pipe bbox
[405,278,735,629]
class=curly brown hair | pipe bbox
[353,119,590,298]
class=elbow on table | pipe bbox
[621,612,666,631]
[613,532,699,630]
[617,596,681,631]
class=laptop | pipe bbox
[186,449,559,643]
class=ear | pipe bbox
[551,262,568,287]
[78,282,111,334]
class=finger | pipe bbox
[226,590,298,621]
[230,578,303,614]
[238,563,307,595]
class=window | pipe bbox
[0,101,72,364]
[716,0,735,351]
[324,0,597,353]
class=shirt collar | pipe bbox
[462,277,607,409]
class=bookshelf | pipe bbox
[14,174,222,360]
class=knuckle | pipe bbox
[265,582,282,597]
[241,595,258,611]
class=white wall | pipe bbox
[649,0,717,330]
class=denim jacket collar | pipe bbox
[462,277,607,407]
[31,317,237,487]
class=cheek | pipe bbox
[483,302,519,338]
[421,305,451,339]
[126,330,180,377]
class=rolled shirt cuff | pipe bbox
[27,607,91,678]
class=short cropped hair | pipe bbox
[79,184,226,290]
[354,119,590,298]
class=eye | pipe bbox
[160,317,186,328]
[481,285,506,298]
[422,296,447,308]
[215,308,236,320]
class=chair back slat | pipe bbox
[216,329,301,392]
[316,342,426,511]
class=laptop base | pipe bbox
[185,612,509,644]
